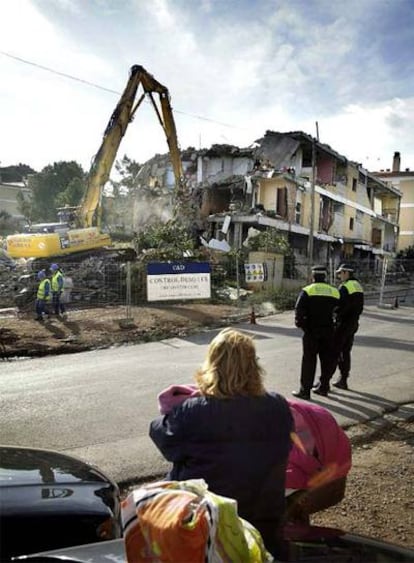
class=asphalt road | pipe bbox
[1,304,413,483]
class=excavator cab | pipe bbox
[57,206,79,227]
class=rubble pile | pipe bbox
[0,251,128,312]
[0,253,32,309]
[63,255,124,305]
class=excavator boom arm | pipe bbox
[80,65,185,228]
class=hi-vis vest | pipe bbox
[340,279,363,295]
[303,282,340,299]
[51,271,64,292]
[37,279,51,300]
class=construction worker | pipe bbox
[35,270,51,322]
[293,265,340,400]
[50,263,66,317]
[331,263,364,390]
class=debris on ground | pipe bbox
[0,303,247,358]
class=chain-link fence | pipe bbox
[3,254,414,313]
[284,256,414,306]
[212,254,414,309]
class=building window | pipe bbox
[352,178,357,191]
[295,202,301,224]
[302,147,312,167]
[349,217,354,230]
[319,197,334,232]
[276,187,288,218]
[372,228,382,245]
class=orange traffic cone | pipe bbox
[250,306,257,324]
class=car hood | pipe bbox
[0,445,111,487]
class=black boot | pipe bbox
[292,389,311,400]
[312,384,329,397]
[333,376,348,390]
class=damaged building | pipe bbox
[133,131,401,271]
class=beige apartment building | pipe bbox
[374,152,414,251]
[0,180,31,224]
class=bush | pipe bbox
[245,228,290,255]
[248,287,297,311]
[0,211,21,236]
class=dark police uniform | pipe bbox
[294,272,340,398]
[333,276,364,388]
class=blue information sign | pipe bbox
[147,262,210,275]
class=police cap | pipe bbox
[336,263,354,274]
[311,265,327,275]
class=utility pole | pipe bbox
[307,122,318,279]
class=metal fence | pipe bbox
[65,256,414,308]
[281,257,414,307]
[4,255,414,312]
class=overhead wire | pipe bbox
[0,50,240,129]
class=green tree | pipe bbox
[0,163,36,183]
[397,245,414,272]
[106,155,173,232]
[16,189,33,223]
[112,155,141,196]
[0,210,20,236]
[245,228,290,254]
[29,161,85,222]
[134,220,202,261]
[55,177,85,208]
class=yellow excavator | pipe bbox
[6,65,188,260]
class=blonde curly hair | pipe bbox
[195,328,266,398]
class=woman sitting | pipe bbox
[149,328,293,557]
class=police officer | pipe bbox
[50,263,66,317]
[293,265,340,400]
[331,263,364,390]
[35,270,51,321]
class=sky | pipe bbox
[1,0,414,176]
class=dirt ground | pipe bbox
[1,304,413,549]
[0,303,244,358]
[313,420,414,548]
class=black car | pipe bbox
[0,445,121,561]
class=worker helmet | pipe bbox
[335,263,354,274]
[37,270,46,281]
[50,263,59,271]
